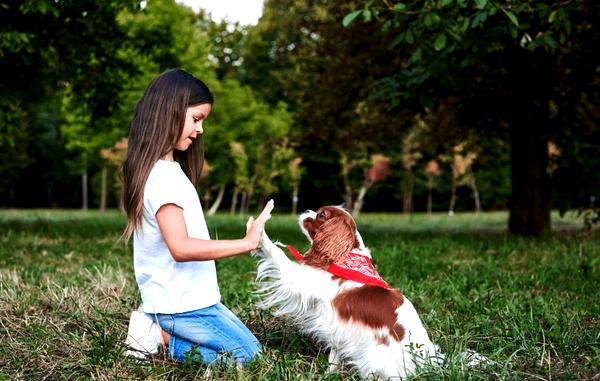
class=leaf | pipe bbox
[410,47,422,63]
[394,3,407,11]
[343,10,362,27]
[475,0,487,9]
[406,29,414,44]
[446,28,462,41]
[509,23,518,38]
[502,9,519,27]
[461,17,470,32]
[391,32,404,47]
[471,11,487,28]
[542,33,558,49]
[363,9,372,22]
[382,20,392,32]
[425,13,441,29]
[434,33,447,51]
[424,13,433,28]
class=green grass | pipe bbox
[0,209,598,380]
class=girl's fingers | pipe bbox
[246,216,254,232]
[257,199,274,223]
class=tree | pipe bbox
[353,154,391,216]
[0,0,139,207]
[207,20,248,80]
[100,138,128,211]
[228,142,250,214]
[441,143,480,215]
[400,125,424,214]
[424,160,442,215]
[348,0,600,235]
[243,0,406,210]
[288,157,304,215]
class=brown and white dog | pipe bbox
[253,206,443,379]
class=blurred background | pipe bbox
[1,0,598,235]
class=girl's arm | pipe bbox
[156,200,274,262]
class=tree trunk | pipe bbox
[246,177,256,215]
[81,171,88,211]
[208,185,225,216]
[470,175,481,213]
[291,184,299,216]
[240,192,248,215]
[508,121,551,235]
[340,153,354,208]
[100,167,107,212]
[230,188,238,215]
[448,176,456,216]
[402,171,413,214]
[427,175,433,215]
[352,179,372,217]
[506,48,552,236]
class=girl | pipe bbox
[122,68,273,365]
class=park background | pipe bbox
[1,0,599,380]
[1,0,598,234]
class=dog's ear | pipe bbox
[304,216,355,269]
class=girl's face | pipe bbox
[175,103,212,151]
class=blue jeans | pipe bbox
[149,303,261,365]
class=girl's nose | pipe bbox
[195,121,203,134]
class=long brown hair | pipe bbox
[122,69,213,239]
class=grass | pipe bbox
[0,209,598,380]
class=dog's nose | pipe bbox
[303,209,312,214]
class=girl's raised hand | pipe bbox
[245,199,274,250]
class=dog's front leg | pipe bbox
[254,230,337,316]
[254,231,293,268]
[253,230,297,289]
[328,348,342,373]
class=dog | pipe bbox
[253,205,445,379]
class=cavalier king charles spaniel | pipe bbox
[253,205,449,379]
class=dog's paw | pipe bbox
[260,230,275,249]
[250,249,265,258]
[251,231,273,258]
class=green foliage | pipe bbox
[340,0,600,234]
[207,20,248,80]
[0,0,296,210]
[204,78,294,203]
[1,0,597,228]
[229,141,250,193]
[344,0,583,109]
[60,85,95,173]
[0,0,139,205]
[0,210,598,379]
[118,0,215,78]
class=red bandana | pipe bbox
[287,245,390,289]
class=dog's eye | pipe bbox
[318,211,326,220]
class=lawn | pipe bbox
[0,209,598,380]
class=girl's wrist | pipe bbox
[242,237,255,253]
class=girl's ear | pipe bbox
[304,216,355,269]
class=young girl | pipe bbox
[122,68,273,365]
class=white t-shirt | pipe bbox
[134,160,221,314]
